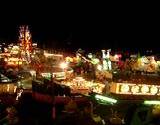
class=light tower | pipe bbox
[101,49,112,70]
[101,50,107,70]
[107,49,112,70]
[19,25,32,62]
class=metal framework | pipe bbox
[19,25,32,62]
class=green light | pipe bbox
[144,100,160,105]
[95,94,117,104]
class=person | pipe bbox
[109,111,122,125]
[77,102,102,125]
[55,99,79,125]
[0,106,19,125]
[56,100,102,125]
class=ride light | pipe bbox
[60,62,68,69]
[141,85,149,94]
[120,84,130,93]
[97,64,102,71]
[95,94,117,104]
[150,86,158,95]
[131,86,139,94]
[144,100,160,105]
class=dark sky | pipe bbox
[0,4,159,52]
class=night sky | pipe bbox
[0,4,159,52]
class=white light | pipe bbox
[88,53,93,58]
[108,60,112,70]
[30,70,36,77]
[131,86,139,94]
[121,84,129,93]
[144,100,160,105]
[97,65,102,71]
[103,60,108,70]
[114,54,118,59]
[150,86,158,95]
[141,85,149,94]
[95,94,117,104]
[60,62,68,69]
[101,50,106,58]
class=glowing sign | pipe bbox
[110,83,160,95]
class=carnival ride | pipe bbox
[19,26,32,63]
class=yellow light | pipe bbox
[4,58,7,61]
[114,54,118,58]
[131,86,139,94]
[91,58,100,64]
[141,85,149,94]
[8,57,19,61]
[7,84,10,92]
[113,83,160,95]
[60,62,68,69]
[95,94,117,104]
[44,52,63,58]
[7,62,15,65]
[19,62,22,65]
[66,57,73,62]
[150,86,158,95]
[97,65,102,71]
[144,100,160,105]
[14,86,17,93]
[120,84,129,93]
